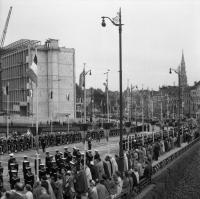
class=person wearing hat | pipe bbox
[45,151,51,175]
[0,162,3,190]
[55,150,60,164]
[10,170,20,189]
[25,167,34,188]
[87,136,92,150]
[8,153,15,172]
[39,164,46,180]
[41,136,46,153]
[23,156,29,179]
[64,147,69,159]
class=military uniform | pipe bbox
[22,156,29,179]
[39,164,46,180]
[10,170,20,189]
[45,152,51,174]
[0,162,3,190]
[25,167,34,187]
[51,160,58,180]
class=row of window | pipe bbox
[1,50,28,69]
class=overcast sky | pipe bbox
[1,0,200,91]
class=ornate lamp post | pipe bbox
[101,8,124,172]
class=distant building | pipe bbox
[190,81,200,118]
[0,39,76,123]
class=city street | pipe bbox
[0,135,121,189]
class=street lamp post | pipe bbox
[101,8,124,173]
[169,67,181,147]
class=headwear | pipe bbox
[64,147,68,149]
[70,161,75,165]
[9,153,14,157]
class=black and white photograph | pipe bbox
[0,0,200,198]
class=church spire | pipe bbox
[180,50,187,87]
[181,50,185,65]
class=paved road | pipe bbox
[0,135,121,189]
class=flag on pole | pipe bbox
[79,71,85,88]
[3,85,9,95]
[66,93,70,101]
[27,54,38,84]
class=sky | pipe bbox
[0,0,200,91]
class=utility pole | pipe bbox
[130,85,133,122]
[142,86,144,133]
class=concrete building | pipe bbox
[190,81,200,119]
[0,39,76,123]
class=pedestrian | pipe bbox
[10,182,25,199]
[41,137,46,153]
[88,180,98,199]
[33,181,43,199]
[96,178,109,199]
[88,136,92,150]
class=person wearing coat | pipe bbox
[103,161,111,180]
[121,171,131,197]
[94,157,105,181]
[96,179,110,199]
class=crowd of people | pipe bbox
[0,120,197,199]
[0,121,197,199]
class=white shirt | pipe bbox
[85,166,92,186]
[133,170,140,184]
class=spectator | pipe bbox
[88,180,98,199]
[33,181,43,199]
[96,179,109,199]
[94,157,105,181]
[55,174,63,199]
[10,182,25,199]
[121,171,130,197]
[38,188,51,199]
[25,184,33,199]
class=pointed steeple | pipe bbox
[180,50,187,87]
[181,50,185,65]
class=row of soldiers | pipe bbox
[4,146,92,190]
[0,123,151,154]
[7,153,35,189]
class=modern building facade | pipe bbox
[0,39,76,123]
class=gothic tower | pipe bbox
[180,51,188,87]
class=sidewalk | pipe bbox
[152,142,188,167]
[135,142,191,199]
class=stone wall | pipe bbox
[140,140,200,199]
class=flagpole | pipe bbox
[6,83,9,153]
[35,47,39,181]
[6,84,9,139]
[83,64,86,170]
